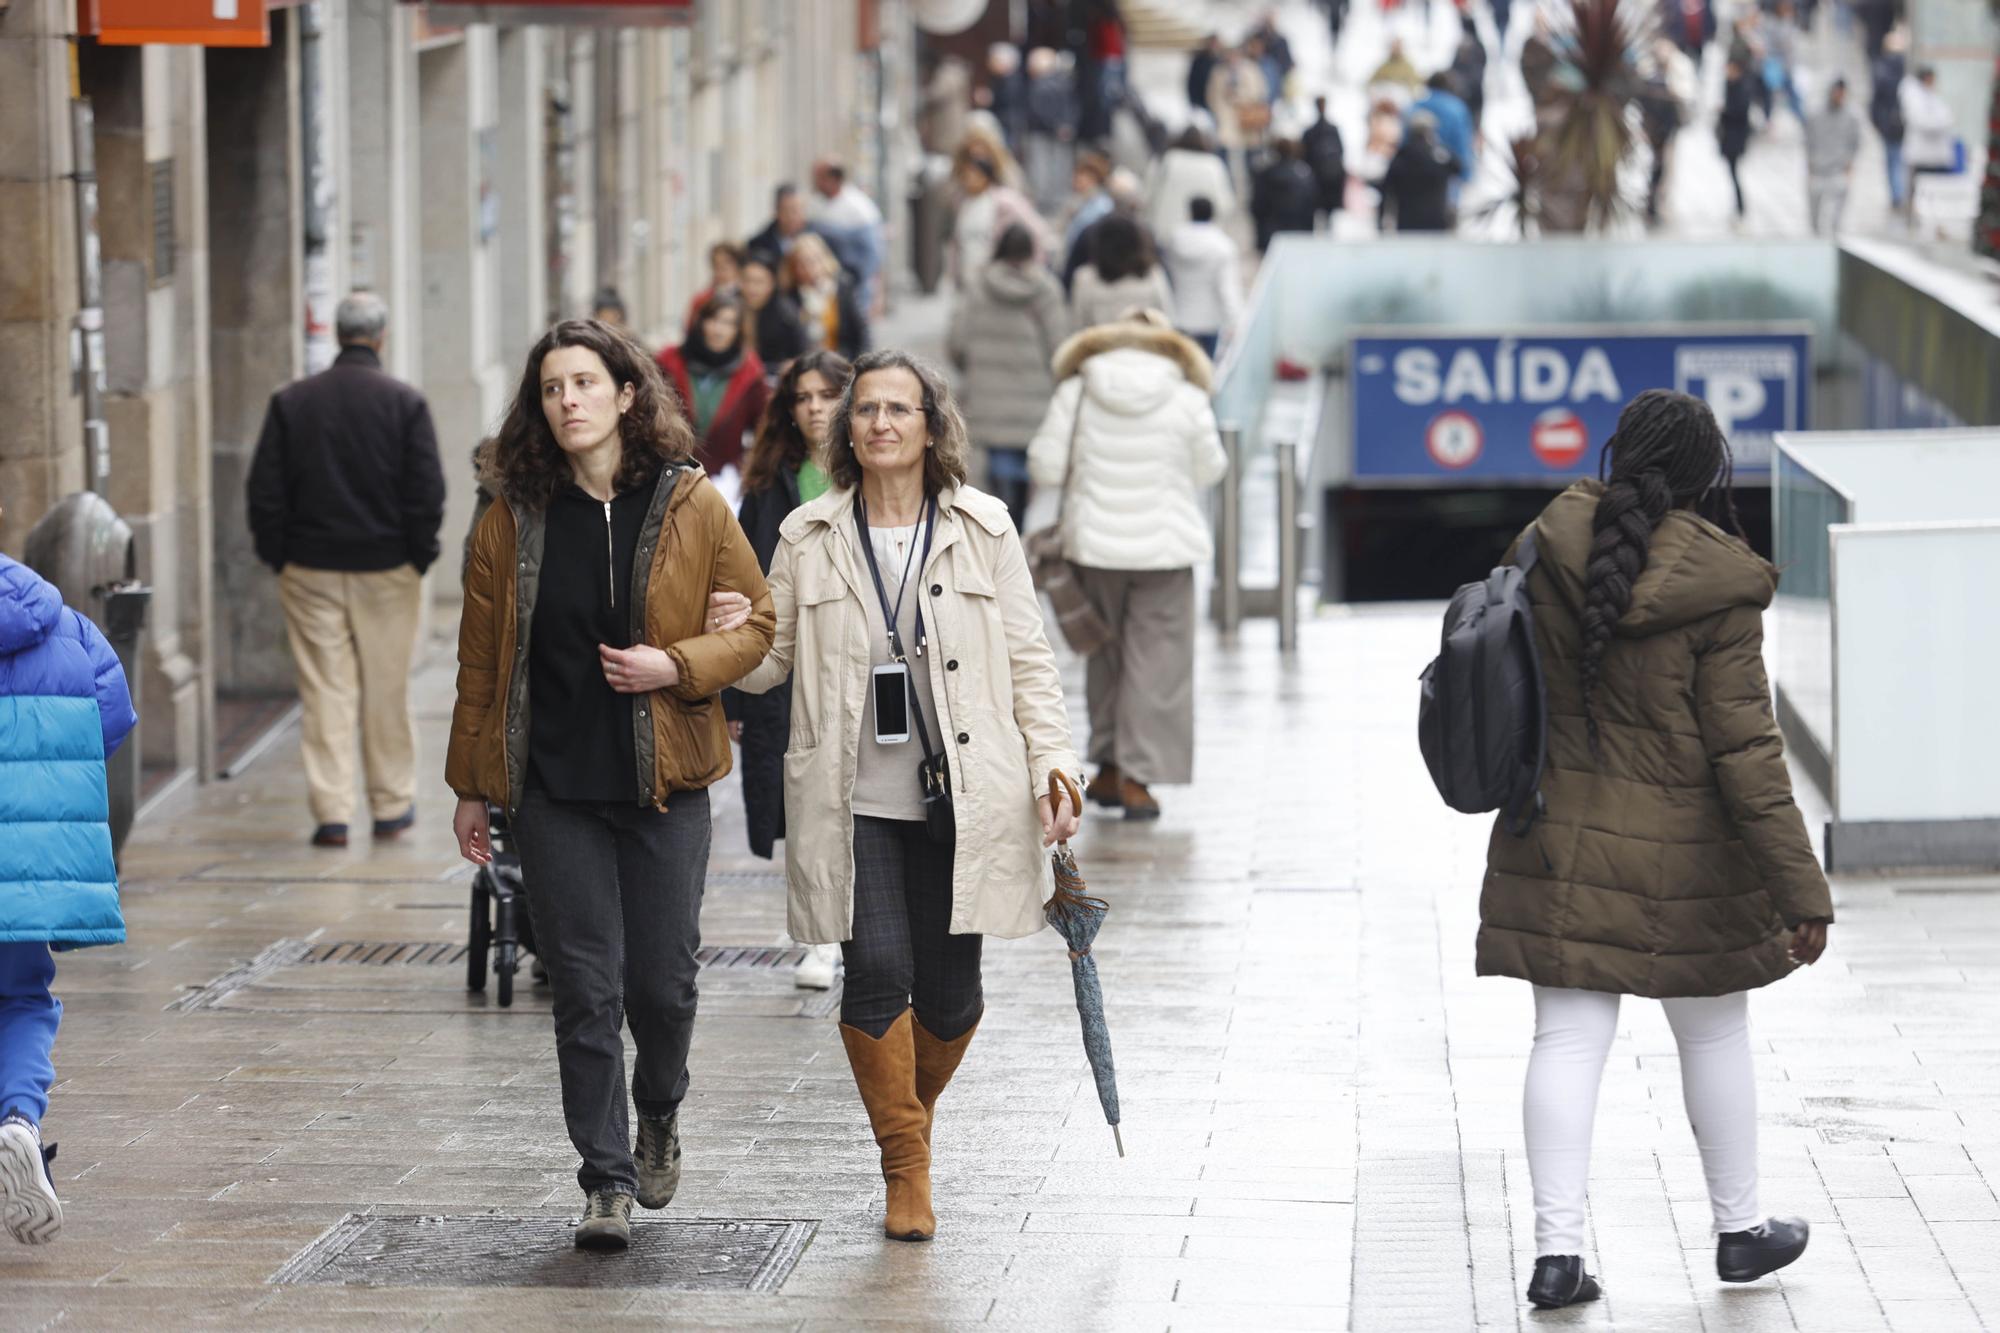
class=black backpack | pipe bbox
[1418,531,1548,834]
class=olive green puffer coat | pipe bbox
[1477,481,1834,998]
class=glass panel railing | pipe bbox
[1771,441,1850,764]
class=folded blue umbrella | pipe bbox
[1043,775,1123,1157]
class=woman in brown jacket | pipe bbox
[447,320,773,1252]
[1479,390,1834,1309]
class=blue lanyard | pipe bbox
[855,495,937,662]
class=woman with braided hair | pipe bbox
[1476,389,1834,1310]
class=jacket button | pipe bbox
[956,731,970,744]
[639,708,648,718]
[930,584,942,596]
[946,659,959,671]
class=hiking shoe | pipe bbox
[1119,778,1160,821]
[634,1112,682,1209]
[1527,1254,1600,1309]
[1085,766,1124,809]
[1718,1217,1809,1282]
[371,809,416,840]
[794,943,840,991]
[310,824,349,848]
[0,1113,62,1245]
[574,1188,634,1251]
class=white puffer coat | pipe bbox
[1027,321,1228,572]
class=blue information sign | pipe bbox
[1349,328,1811,482]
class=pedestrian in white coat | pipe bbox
[1160,195,1244,360]
[736,349,1080,1246]
[1028,311,1227,821]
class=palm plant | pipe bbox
[1476,136,1546,238]
[1533,0,1657,233]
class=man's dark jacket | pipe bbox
[246,344,446,574]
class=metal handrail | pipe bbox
[1216,422,1242,634]
[1277,439,1300,653]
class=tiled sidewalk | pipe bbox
[3,604,1995,1330]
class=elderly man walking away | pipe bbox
[246,292,446,848]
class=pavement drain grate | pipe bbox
[269,1213,817,1291]
[306,940,471,966]
[166,938,315,1013]
[175,939,841,1014]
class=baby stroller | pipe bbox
[467,803,540,1007]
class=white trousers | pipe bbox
[1524,986,1761,1256]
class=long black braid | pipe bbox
[1578,389,1744,753]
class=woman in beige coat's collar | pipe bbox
[736,348,1080,1245]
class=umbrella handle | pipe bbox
[1049,769,1082,819]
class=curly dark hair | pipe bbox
[1578,389,1744,752]
[483,319,695,510]
[743,350,852,496]
[823,349,972,495]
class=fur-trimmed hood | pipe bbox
[1051,320,1215,394]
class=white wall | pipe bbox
[1832,522,2000,822]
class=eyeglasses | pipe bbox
[853,401,919,423]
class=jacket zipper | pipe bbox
[604,499,616,609]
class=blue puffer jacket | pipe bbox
[0,554,136,946]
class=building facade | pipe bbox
[0,0,917,796]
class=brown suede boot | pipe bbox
[1120,777,1160,821]
[839,1010,935,1241]
[912,1014,981,1147]
[1085,765,1124,809]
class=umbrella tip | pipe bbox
[1113,1124,1126,1158]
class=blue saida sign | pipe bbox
[1349,328,1811,482]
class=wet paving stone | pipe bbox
[10,583,1995,1328]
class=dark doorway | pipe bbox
[1326,485,1775,603]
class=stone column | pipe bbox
[417,28,504,606]
[78,39,214,780]
[345,0,419,385]
[0,0,86,551]
[207,12,304,693]
[494,26,547,363]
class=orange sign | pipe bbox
[89,0,271,47]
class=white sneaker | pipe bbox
[794,942,840,991]
[0,1113,62,1245]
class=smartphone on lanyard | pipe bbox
[872,663,911,744]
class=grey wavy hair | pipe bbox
[335,291,389,344]
[824,348,972,495]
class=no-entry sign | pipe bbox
[1530,408,1589,469]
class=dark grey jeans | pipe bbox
[514,783,710,1195]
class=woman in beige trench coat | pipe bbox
[735,348,1079,1245]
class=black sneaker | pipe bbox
[1717,1217,1809,1282]
[634,1111,682,1209]
[1527,1254,1601,1309]
[310,824,349,848]
[574,1189,633,1251]
[0,1112,62,1245]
